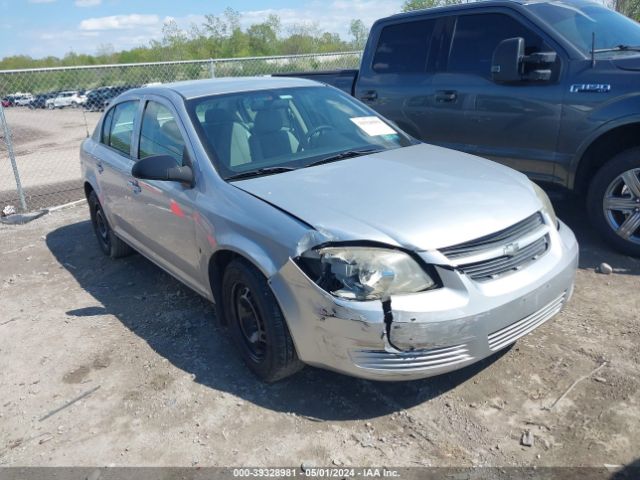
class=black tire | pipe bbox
[587,147,640,257]
[222,259,303,382]
[88,191,133,258]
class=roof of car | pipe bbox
[131,76,322,100]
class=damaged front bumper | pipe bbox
[269,221,578,381]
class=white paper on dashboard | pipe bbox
[349,116,397,136]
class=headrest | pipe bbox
[205,108,236,124]
[161,120,182,142]
[253,109,285,134]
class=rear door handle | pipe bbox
[435,90,458,103]
[128,179,141,194]
[96,161,104,174]
[360,90,378,102]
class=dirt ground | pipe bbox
[0,199,638,470]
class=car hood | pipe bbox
[233,144,541,251]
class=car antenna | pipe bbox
[591,32,596,68]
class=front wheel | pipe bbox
[222,259,303,382]
[88,191,133,258]
[587,147,640,257]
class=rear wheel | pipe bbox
[88,191,133,258]
[222,259,303,382]
[587,147,640,257]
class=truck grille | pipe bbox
[440,212,549,281]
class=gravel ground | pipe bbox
[0,200,638,470]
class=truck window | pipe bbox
[448,13,546,78]
[373,19,436,73]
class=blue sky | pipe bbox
[0,0,403,59]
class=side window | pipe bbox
[108,101,138,156]
[448,13,546,78]
[372,19,436,73]
[139,101,186,165]
[101,108,114,145]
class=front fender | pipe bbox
[568,112,640,189]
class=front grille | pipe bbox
[460,235,549,280]
[488,291,566,351]
[351,344,472,371]
[440,212,549,281]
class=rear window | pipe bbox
[372,20,436,73]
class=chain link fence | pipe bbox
[0,50,362,212]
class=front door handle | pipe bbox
[360,90,378,102]
[128,179,141,194]
[435,90,458,103]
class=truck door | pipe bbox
[354,17,439,139]
[427,11,565,184]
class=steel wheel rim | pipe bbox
[231,282,267,362]
[603,167,640,245]
[94,206,110,246]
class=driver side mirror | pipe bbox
[131,155,194,187]
[491,37,525,83]
[492,37,558,83]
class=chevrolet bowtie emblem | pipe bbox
[503,242,521,256]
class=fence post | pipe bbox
[0,103,27,211]
[210,59,216,78]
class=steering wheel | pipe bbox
[306,125,336,145]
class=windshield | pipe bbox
[187,86,413,180]
[527,2,640,55]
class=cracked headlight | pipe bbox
[532,182,558,229]
[298,246,436,301]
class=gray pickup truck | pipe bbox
[280,0,640,256]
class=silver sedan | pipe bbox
[81,77,578,382]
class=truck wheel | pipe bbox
[222,259,303,382]
[88,191,133,258]
[587,147,640,257]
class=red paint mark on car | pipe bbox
[170,199,185,218]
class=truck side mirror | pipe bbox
[491,37,524,83]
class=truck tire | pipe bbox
[222,259,303,382]
[587,147,640,257]
[88,191,133,258]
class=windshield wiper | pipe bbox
[226,166,295,181]
[304,148,383,169]
[592,44,640,53]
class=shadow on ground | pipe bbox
[47,220,510,421]
[554,196,640,276]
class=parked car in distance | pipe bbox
[280,0,640,256]
[46,90,86,109]
[85,85,136,112]
[29,92,58,109]
[1,96,13,107]
[81,77,578,382]
[13,93,34,106]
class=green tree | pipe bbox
[349,19,369,49]
[401,0,462,11]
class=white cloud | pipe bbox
[79,14,160,31]
[239,0,402,38]
[75,0,101,7]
